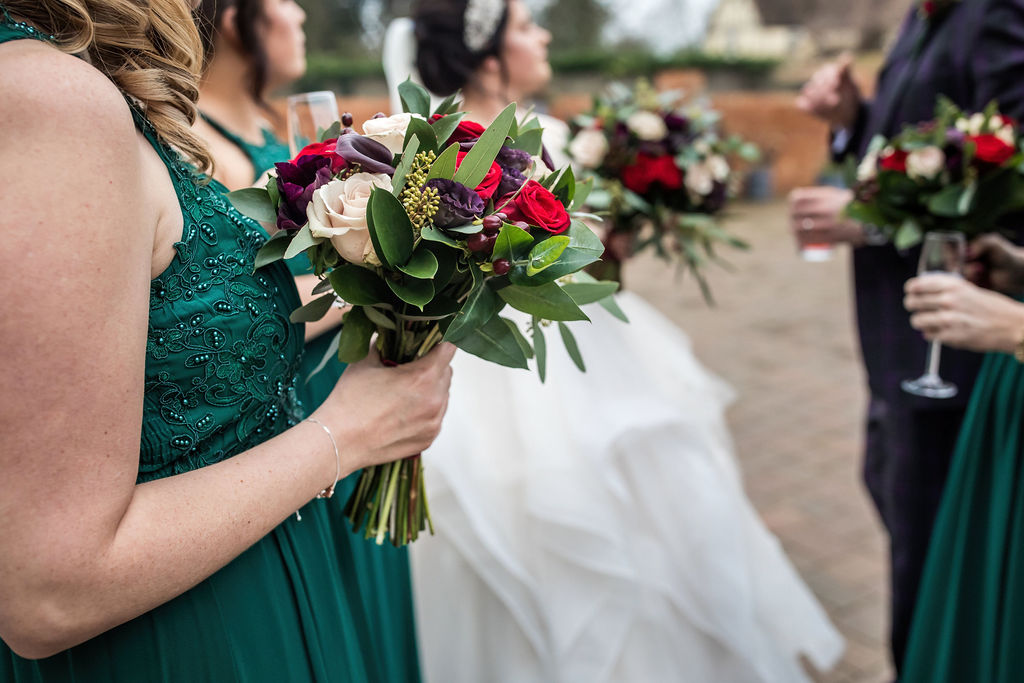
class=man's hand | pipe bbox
[788,186,865,249]
[796,54,863,131]
[966,233,1024,297]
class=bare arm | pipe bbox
[0,45,452,659]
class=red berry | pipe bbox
[373,112,387,119]
[467,233,489,252]
[482,215,503,235]
[514,221,530,231]
[492,258,511,276]
[339,127,354,135]
[493,212,508,221]
[341,112,354,127]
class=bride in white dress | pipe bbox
[384,2,845,681]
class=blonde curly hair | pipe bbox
[5,0,212,173]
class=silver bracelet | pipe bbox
[306,417,340,499]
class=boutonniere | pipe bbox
[920,0,960,21]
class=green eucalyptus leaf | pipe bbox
[498,282,590,321]
[453,103,516,188]
[306,329,341,384]
[338,307,374,364]
[598,295,630,323]
[532,316,547,382]
[366,187,415,268]
[558,322,586,372]
[328,264,391,305]
[391,134,421,197]
[426,142,461,181]
[567,219,606,254]
[504,318,534,359]
[387,275,434,309]
[526,235,571,276]
[319,121,342,142]
[311,277,335,295]
[454,315,529,369]
[927,184,970,217]
[426,243,459,289]
[254,230,290,270]
[507,127,544,157]
[398,78,431,117]
[570,177,595,212]
[894,219,924,250]
[444,270,501,342]
[432,91,460,117]
[289,292,336,323]
[549,165,576,205]
[284,224,320,259]
[560,280,619,306]
[445,223,484,235]
[509,247,601,286]
[396,248,439,279]
[429,113,468,148]
[266,178,281,206]
[492,223,534,261]
[403,116,438,154]
[228,188,277,223]
[364,305,398,331]
[420,224,462,247]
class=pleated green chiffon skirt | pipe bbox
[902,351,1024,681]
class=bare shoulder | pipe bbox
[0,41,137,156]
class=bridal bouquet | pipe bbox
[566,81,758,299]
[228,81,619,546]
[846,98,1024,249]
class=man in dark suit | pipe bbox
[789,0,1024,674]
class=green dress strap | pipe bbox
[199,111,290,184]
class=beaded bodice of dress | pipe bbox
[0,15,306,481]
[138,116,306,482]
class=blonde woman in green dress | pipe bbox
[0,1,452,680]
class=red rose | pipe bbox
[294,138,346,172]
[496,180,571,235]
[620,153,683,195]
[455,151,502,200]
[880,148,909,173]
[968,134,1016,166]
[431,114,487,144]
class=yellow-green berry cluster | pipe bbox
[401,151,440,232]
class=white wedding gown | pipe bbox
[412,293,844,683]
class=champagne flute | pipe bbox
[901,231,967,399]
[286,91,340,157]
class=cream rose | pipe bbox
[361,113,415,155]
[685,161,715,197]
[708,155,730,182]
[626,110,669,141]
[568,129,609,169]
[906,146,946,180]
[857,148,880,182]
[306,173,393,264]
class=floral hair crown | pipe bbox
[463,0,506,53]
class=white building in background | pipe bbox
[703,0,817,61]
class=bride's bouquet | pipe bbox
[846,98,1024,249]
[566,81,758,299]
[228,80,619,546]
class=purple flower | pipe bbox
[496,146,532,173]
[274,155,333,232]
[425,178,485,228]
[664,113,690,133]
[334,134,396,176]
[496,166,527,196]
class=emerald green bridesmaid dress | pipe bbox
[0,19,418,682]
[901,350,1024,681]
[200,113,420,683]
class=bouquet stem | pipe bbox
[343,322,443,546]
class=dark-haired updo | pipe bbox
[413,0,510,96]
[195,0,271,107]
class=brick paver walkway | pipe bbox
[626,200,895,682]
